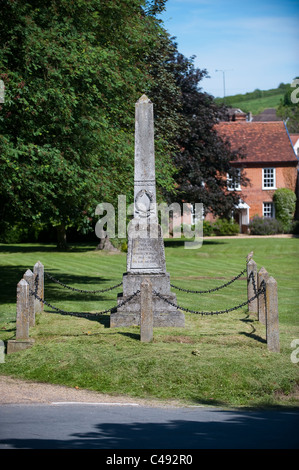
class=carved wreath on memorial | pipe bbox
[135,189,155,218]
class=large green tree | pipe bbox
[0,0,174,247]
[1,0,249,248]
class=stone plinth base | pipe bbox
[7,339,35,354]
[110,309,185,328]
[110,273,185,328]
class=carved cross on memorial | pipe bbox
[110,95,185,328]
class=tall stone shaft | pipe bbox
[134,94,157,219]
[110,95,184,328]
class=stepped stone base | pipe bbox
[110,273,185,328]
[7,339,35,354]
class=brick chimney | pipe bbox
[234,112,247,121]
[227,108,247,121]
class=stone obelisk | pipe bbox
[110,95,184,328]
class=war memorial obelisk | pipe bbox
[110,95,185,328]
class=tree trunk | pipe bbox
[56,223,67,250]
[96,235,119,252]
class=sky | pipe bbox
[158,0,299,98]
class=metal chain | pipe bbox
[31,258,264,320]
[154,286,265,316]
[29,288,140,318]
[170,267,247,294]
[44,271,123,294]
[248,270,257,295]
[30,284,265,318]
[34,273,39,295]
[259,279,267,305]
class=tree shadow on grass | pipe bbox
[164,239,227,247]
[0,266,122,311]
[0,243,101,254]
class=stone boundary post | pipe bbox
[247,259,258,315]
[140,278,153,343]
[33,261,44,312]
[265,276,280,353]
[23,269,35,327]
[7,279,35,354]
[257,267,269,325]
[15,279,30,340]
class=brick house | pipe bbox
[215,119,298,232]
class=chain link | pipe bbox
[170,267,247,294]
[31,261,265,320]
[44,271,123,294]
[31,284,265,318]
[30,288,140,318]
[248,270,257,295]
[154,286,265,316]
[34,273,39,295]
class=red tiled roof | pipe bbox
[216,121,298,164]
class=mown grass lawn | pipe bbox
[0,237,298,408]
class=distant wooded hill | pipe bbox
[215,83,289,115]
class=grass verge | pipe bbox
[0,237,298,408]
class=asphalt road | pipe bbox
[0,403,298,450]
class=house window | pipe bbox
[262,168,276,189]
[227,169,241,191]
[191,204,196,225]
[191,203,204,225]
[263,202,275,218]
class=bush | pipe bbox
[273,188,296,233]
[212,218,240,236]
[249,216,284,235]
[121,241,128,252]
[180,218,240,237]
[291,220,299,235]
[203,220,213,236]
[0,221,42,243]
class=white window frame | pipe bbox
[263,202,275,218]
[262,168,276,190]
[191,203,204,225]
[227,169,241,191]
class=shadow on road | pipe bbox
[1,406,298,449]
